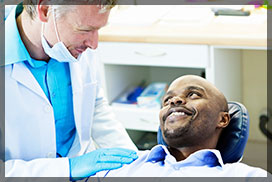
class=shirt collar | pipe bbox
[5,4,32,66]
[146,145,168,162]
[146,145,224,168]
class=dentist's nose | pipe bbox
[84,30,99,49]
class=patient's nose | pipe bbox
[170,96,185,106]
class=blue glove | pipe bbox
[69,148,138,180]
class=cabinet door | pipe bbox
[206,47,242,103]
[99,42,209,68]
[112,107,160,132]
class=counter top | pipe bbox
[99,6,267,47]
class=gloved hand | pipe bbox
[69,148,138,180]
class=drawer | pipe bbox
[98,42,209,68]
[111,106,160,132]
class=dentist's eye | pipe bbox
[75,28,95,33]
[80,30,93,33]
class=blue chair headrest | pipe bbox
[157,101,250,164]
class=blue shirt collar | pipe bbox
[146,145,224,168]
[5,4,32,66]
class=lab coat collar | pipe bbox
[11,62,49,103]
[5,5,32,66]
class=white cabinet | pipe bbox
[99,42,208,68]
[98,42,243,132]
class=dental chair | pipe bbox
[157,101,249,164]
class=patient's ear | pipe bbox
[217,112,230,129]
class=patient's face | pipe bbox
[159,75,223,148]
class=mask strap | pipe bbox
[41,22,44,36]
[52,8,61,42]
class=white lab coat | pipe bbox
[4,48,137,177]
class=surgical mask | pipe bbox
[41,9,80,62]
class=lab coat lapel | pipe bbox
[69,61,83,141]
[11,62,49,103]
[69,50,96,155]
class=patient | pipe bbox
[93,75,269,177]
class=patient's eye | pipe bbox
[163,96,172,106]
[187,91,201,99]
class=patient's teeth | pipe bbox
[170,112,186,117]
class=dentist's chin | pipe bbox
[70,49,82,58]
[75,48,85,54]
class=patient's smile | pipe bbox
[164,107,193,118]
[170,111,185,117]
[167,111,189,123]
[163,106,194,124]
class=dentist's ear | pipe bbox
[217,112,230,129]
[37,0,51,22]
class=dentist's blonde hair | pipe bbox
[23,0,117,20]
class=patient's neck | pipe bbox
[168,146,200,161]
[168,142,217,161]
[167,130,221,161]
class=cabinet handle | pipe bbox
[134,50,167,57]
[140,118,158,124]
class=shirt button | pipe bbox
[174,166,179,170]
[51,92,56,98]
[44,105,51,113]
[47,152,55,158]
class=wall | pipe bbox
[241,50,268,170]
[242,50,267,142]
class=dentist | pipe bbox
[4,0,138,178]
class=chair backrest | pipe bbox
[157,101,250,164]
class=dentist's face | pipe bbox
[43,5,110,58]
[159,75,225,148]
